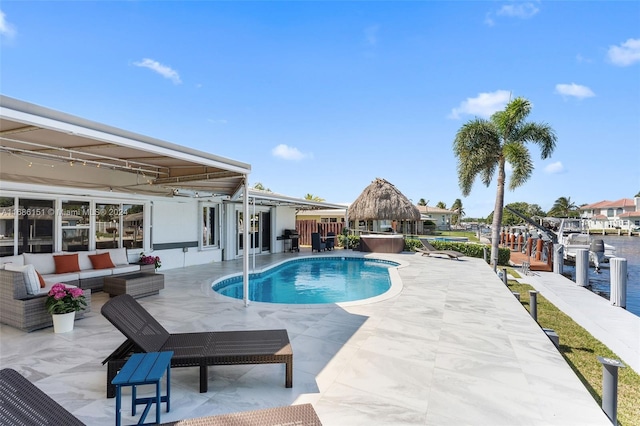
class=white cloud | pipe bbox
[607,38,640,67]
[544,161,565,174]
[0,10,16,39]
[364,25,380,46]
[134,58,182,84]
[271,144,312,161]
[497,2,540,19]
[555,83,595,99]
[448,90,511,119]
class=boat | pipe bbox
[557,219,616,270]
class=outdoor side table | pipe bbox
[111,351,173,426]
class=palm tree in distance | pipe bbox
[417,198,428,206]
[453,97,557,267]
[435,201,447,209]
[451,198,465,225]
[548,196,578,217]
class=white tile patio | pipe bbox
[0,250,612,425]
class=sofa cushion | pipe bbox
[88,252,115,270]
[38,281,80,295]
[0,254,24,267]
[112,264,140,275]
[5,263,40,295]
[53,254,81,274]
[41,272,80,284]
[78,268,112,279]
[75,250,97,271]
[23,253,57,275]
[96,248,129,266]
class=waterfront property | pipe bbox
[0,251,613,425]
[0,96,344,306]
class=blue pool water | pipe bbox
[213,257,398,304]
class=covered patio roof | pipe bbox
[0,95,250,198]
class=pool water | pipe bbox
[213,257,398,304]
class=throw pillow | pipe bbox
[5,263,40,295]
[53,254,81,274]
[36,270,46,288]
[88,252,115,270]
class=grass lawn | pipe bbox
[506,268,640,426]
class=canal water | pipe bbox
[562,236,640,317]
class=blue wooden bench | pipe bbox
[111,351,173,426]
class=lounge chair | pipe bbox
[0,368,85,426]
[415,239,464,260]
[0,368,321,426]
[160,403,322,425]
[101,294,293,398]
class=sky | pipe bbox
[1,1,639,219]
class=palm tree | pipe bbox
[435,201,447,209]
[453,97,557,266]
[548,196,578,217]
[304,194,325,202]
[451,198,465,225]
[417,198,428,206]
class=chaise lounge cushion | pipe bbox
[88,252,115,270]
[53,254,81,274]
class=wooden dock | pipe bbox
[509,250,552,272]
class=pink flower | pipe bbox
[69,288,84,298]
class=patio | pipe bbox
[0,250,610,425]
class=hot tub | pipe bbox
[359,234,405,253]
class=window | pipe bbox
[61,200,90,252]
[95,202,145,249]
[201,204,219,248]
[0,197,15,256]
[17,198,54,254]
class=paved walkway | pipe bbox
[519,269,640,374]
[0,251,612,425]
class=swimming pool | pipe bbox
[213,257,400,304]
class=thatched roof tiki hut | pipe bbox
[349,178,420,235]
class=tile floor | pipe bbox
[0,250,611,425]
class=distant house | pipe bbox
[416,205,456,231]
[579,198,640,230]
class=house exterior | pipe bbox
[0,96,343,276]
[579,198,640,230]
[416,205,455,231]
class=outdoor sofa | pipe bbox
[0,368,322,426]
[101,294,294,398]
[0,266,91,332]
[0,247,144,292]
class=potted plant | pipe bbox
[45,283,87,333]
[139,253,162,269]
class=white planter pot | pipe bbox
[52,312,75,333]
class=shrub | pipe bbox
[405,239,511,266]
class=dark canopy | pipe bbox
[349,178,420,221]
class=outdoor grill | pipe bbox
[283,229,300,252]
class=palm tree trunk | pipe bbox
[490,160,507,268]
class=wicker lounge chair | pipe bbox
[415,239,464,260]
[101,294,293,398]
[0,368,84,426]
[160,403,322,425]
[0,368,320,426]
